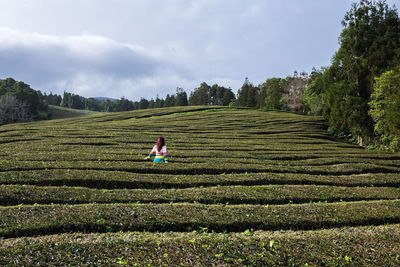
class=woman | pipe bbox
[144,136,168,163]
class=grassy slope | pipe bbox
[48,105,100,119]
[1,106,400,265]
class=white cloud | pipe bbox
[0,27,191,99]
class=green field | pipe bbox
[1,106,400,266]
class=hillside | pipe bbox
[1,106,400,265]
[48,105,100,119]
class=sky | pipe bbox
[0,0,399,100]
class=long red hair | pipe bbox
[157,136,165,152]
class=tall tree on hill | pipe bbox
[139,98,149,109]
[175,87,188,106]
[323,0,400,145]
[189,82,210,105]
[236,78,259,107]
[302,68,326,115]
[115,97,134,111]
[260,78,287,110]
[155,95,164,108]
[164,94,176,107]
[221,88,235,106]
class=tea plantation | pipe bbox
[1,106,400,266]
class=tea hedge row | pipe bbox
[2,169,399,188]
[2,200,400,238]
[2,224,400,266]
[3,149,400,168]
[1,160,399,177]
[2,184,400,206]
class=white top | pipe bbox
[151,145,167,155]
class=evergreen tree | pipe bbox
[175,87,188,106]
[139,98,149,109]
[236,78,259,107]
[164,94,176,107]
[189,82,210,105]
[323,0,400,143]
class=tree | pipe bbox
[323,0,400,144]
[302,68,326,115]
[164,94,176,107]
[148,99,155,109]
[236,78,259,107]
[115,97,134,111]
[221,88,235,106]
[155,95,164,108]
[369,65,400,150]
[0,78,48,119]
[283,72,309,112]
[175,87,188,106]
[139,98,149,109]
[260,78,287,110]
[0,94,32,125]
[189,82,210,105]
[86,98,101,111]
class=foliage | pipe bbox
[259,78,287,110]
[189,82,235,106]
[323,0,400,142]
[302,68,326,115]
[369,65,400,150]
[236,78,259,107]
[0,94,32,125]
[282,71,308,112]
[0,77,48,122]
[175,87,188,106]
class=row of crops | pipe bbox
[1,106,400,265]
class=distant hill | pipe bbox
[92,97,118,102]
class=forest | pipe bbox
[0,0,399,150]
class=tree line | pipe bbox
[44,84,236,112]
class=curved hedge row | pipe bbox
[1,225,400,266]
[2,169,400,189]
[2,200,400,238]
[1,184,400,206]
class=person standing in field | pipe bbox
[144,136,168,163]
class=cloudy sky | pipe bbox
[0,0,398,100]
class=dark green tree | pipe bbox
[302,68,326,115]
[86,98,101,111]
[189,82,210,105]
[260,78,287,110]
[221,88,235,106]
[164,94,176,107]
[175,87,188,106]
[369,65,400,150]
[155,95,164,108]
[0,78,48,119]
[139,98,149,109]
[236,78,259,107]
[323,0,400,144]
